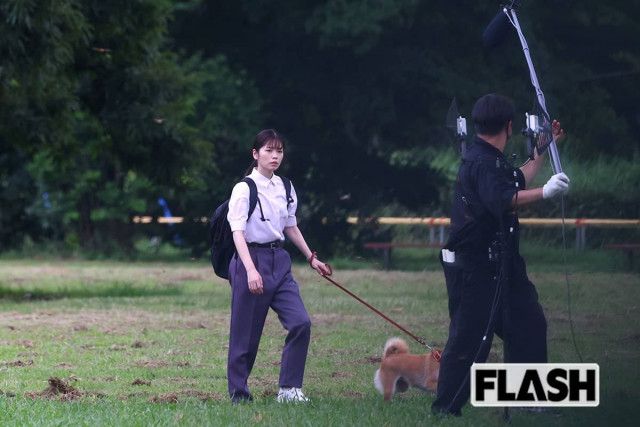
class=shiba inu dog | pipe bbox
[374,337,441,401]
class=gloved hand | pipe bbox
[542,173,570,199]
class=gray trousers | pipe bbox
[227,247,311,397]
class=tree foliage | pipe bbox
[1,0,262,252]
[1,0,638,254]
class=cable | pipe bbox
[560,194,584,362]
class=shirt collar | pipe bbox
[471,136,508,161]
[249,168,276,188]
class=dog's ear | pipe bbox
[395,378,409,393]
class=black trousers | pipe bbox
[432,254,547,415]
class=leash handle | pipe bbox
[319,273,433,351]
[308,251,333,276]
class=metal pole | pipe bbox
[505,7,563,174]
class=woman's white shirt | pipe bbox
[227,169,297,243]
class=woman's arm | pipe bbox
[232,231,263,294]
[284,226,332,275]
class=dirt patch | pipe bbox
[342,391,364,398]
[134,360,169,368]
[133,359,192,368]
[132,379,152,386]
[363,356,381,364]
[17,352,38,359]
[149,393,178,403]
[331,371,353,378]
[181,390,224,401]
[0,309,228,335]
[25,377,82,401]
[0,264,216,286]
[147,390,223,403]
[185,321,208,329]
[163,377,198,387]
[1,359,33,367]
[55,362,74,369]
[109,344,128,351]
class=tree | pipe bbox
[1,0,263,252]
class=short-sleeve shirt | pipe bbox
[227,168,298,244]
[446,136,525,255]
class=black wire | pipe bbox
[518,158,532,169]
[560,194,584,362]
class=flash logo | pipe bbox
[471,363,599,407]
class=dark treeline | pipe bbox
[1,0,638,256]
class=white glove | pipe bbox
[542,173,570,199]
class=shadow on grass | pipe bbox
[0,282,182,302]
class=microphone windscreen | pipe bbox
[482,10,512,48]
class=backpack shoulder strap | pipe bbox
[280,176,294,208]
[241,177,258,218]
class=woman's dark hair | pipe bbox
[244,129,286,175]
[472,93,515,136]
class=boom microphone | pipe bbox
[482,9,512,48]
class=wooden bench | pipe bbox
[363,242,443,270]
[603,243,640,269]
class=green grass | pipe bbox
[0,259,638,426]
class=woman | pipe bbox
[226,129,331,404]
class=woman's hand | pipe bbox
[551,119,565,143]
[246,268,263,294]
[309,255,332,276]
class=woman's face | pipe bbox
[253,142,284,174]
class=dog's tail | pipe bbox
[382,337,409,359]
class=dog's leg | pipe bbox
[380,370,396,401]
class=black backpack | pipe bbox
[209,176,293,279]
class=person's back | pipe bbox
[446,135,524,265]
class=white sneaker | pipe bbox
[276,387,310,403]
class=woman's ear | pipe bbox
[252,148,258,160]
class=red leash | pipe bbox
[309,252,438,356]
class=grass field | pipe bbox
[0,253,638,426]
